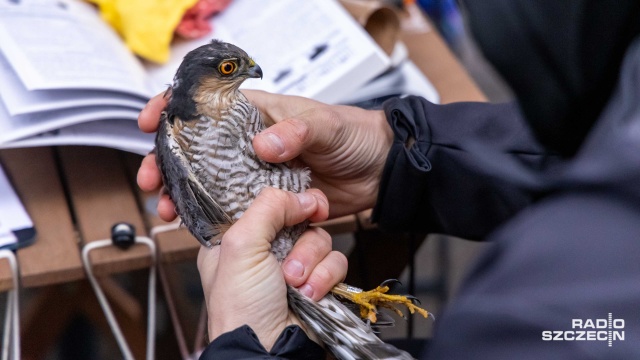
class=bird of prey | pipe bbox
[155,40,428,360]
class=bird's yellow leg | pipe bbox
[330,280,430,323]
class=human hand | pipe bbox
[247,90,393,217]
[197,187,345,349]
[137,91,393,219]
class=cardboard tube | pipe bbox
[340,0,400,55]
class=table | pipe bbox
[0,5,485,358]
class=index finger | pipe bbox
[138,92,168,133]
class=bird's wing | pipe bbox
[186,170,233,228]
[156,113,232,247]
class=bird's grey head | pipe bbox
[166,40,262,121]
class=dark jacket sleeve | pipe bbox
[427,39,640,358]
[199,325,324,359]
[372,96,558,239]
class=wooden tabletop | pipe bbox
[0,5,485,292]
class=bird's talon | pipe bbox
[331,282,430,324]
[380,303,405,319]
[380,279,402,288]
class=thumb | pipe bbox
[253,107,343,163]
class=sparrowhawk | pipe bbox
[155,40,428,360]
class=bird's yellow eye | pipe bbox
[218,61,237,75]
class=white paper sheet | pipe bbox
[340,43,440,105]
[0,221,17,248]
[0,164,32,248]
[0,96,140,143]
[0,51,147,116]
[2,120,155,155]
[0,0,152,98]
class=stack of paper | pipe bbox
[0,165,34,249]
[0,0,397,154]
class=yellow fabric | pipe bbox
[87,0,198,63]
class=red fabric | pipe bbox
[176,0,232,39]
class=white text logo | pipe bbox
[541,313,624,347]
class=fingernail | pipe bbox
[298,284,314,299]
[263,132,285,155]
[296,192,316,210]
[283,259,304,278]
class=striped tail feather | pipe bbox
[287,287,414,360]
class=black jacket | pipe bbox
[381,39,640,360]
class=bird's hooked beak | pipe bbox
[247,60,263,79]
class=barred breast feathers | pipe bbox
[160,94,310,251]
[155,112,232,247]
[175,96,311,220]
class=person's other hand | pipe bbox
[197,187,346,349]
[247,90,392,217]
